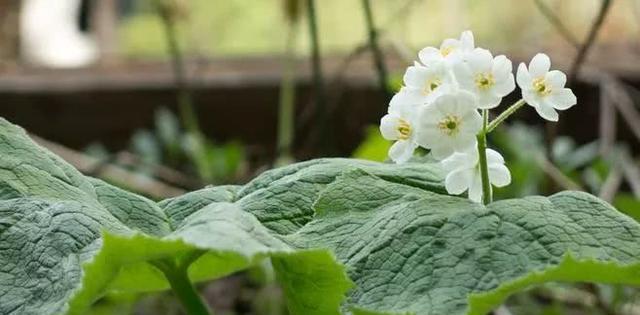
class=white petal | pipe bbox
[441,151,475,172]
[522,90,539,108]
[431,93,457,116]
[430,143,454,160]
[389,140,417,163]
[452,62,474,91]
[492,55,513,81]
[380,113,401,140]
[452,90,478,114]
[418,46,442,66]
[529,53,551,78]
[492,74,515,97]
[516,63,532,89]
[441,38,460,50]
[459,109,483,133]
[445,169,472,195]
[460,30,475,50]
[467,48,493,73]
[546,70,567,89]
[453,133,478,152]
[485,148,505,164]
[389,88,423,114]
[550,88,577,110]
[467,171,483,203]
[476,91,502,109]
[418,102,442,125]
[489,164,511,187]
[533,100,559,121]
[403,65,429,89]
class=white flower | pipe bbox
[441,148,511,203]
[516,53,577,121]
[380,90,421,163]
[402,61,455,103]
[416,91,482,160]
[419,30,475,66]
[453,48,515,109]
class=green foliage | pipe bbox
[2,118,640,315]
[352,126,391,162]
[128,107,247,184]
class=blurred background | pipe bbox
[1,0,640,314]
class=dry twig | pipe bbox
[30,134,186,199]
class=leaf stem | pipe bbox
[154,259,211,315]
[486,99,526,133]
[477,110,492,205]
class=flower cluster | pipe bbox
[380,30,577,203]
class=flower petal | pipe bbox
[476,91,502,109]
[389,88,423,114]
[452,62,474,91]
[445,169,472,195]
[388,140,417,163]
[460,30,475,51]
[485,148,505,164]
[453,90,478,113]
[550,88,577,110]
[492,55,513,81]
[516,62,532,89]
[453,133,477,153]
[467,171,483,203]
[546,70,567,89]
[493,76,516,97]
[459,109,483,133]
[441,150,476,172]
[380,113,401,140]
[418,46,442,66]
[489,164,511,187]
[522,89,539,108]
[533,99,559,121]
[467,48,493,73]
[430,143,454,160]
[403,65,429,89]
[529,53,551,78]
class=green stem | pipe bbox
[154,259,211,315]
[361,0,391,101]
[276,16,299,165]
[477,110,492,205]
[486,99,526,133]
[306,0,330,153]
[157,0,201,136]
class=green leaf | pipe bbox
[285,170,640,315]
[2,118,640,315]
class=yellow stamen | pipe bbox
[437,115,462,136]
[397,119,411,140]
[422,78,442,95]
[533,78,551,96]
[440,46,454,57]
[475,73,495,90]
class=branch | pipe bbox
[305,0,330,152]
[362,0,391,101]
[533,0,581,49]
[568,0,614,83]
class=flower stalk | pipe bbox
[486,99,526,133]
[153,257,211,315]
[477,110,492,205]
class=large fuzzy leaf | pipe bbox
[1,118,640,315]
